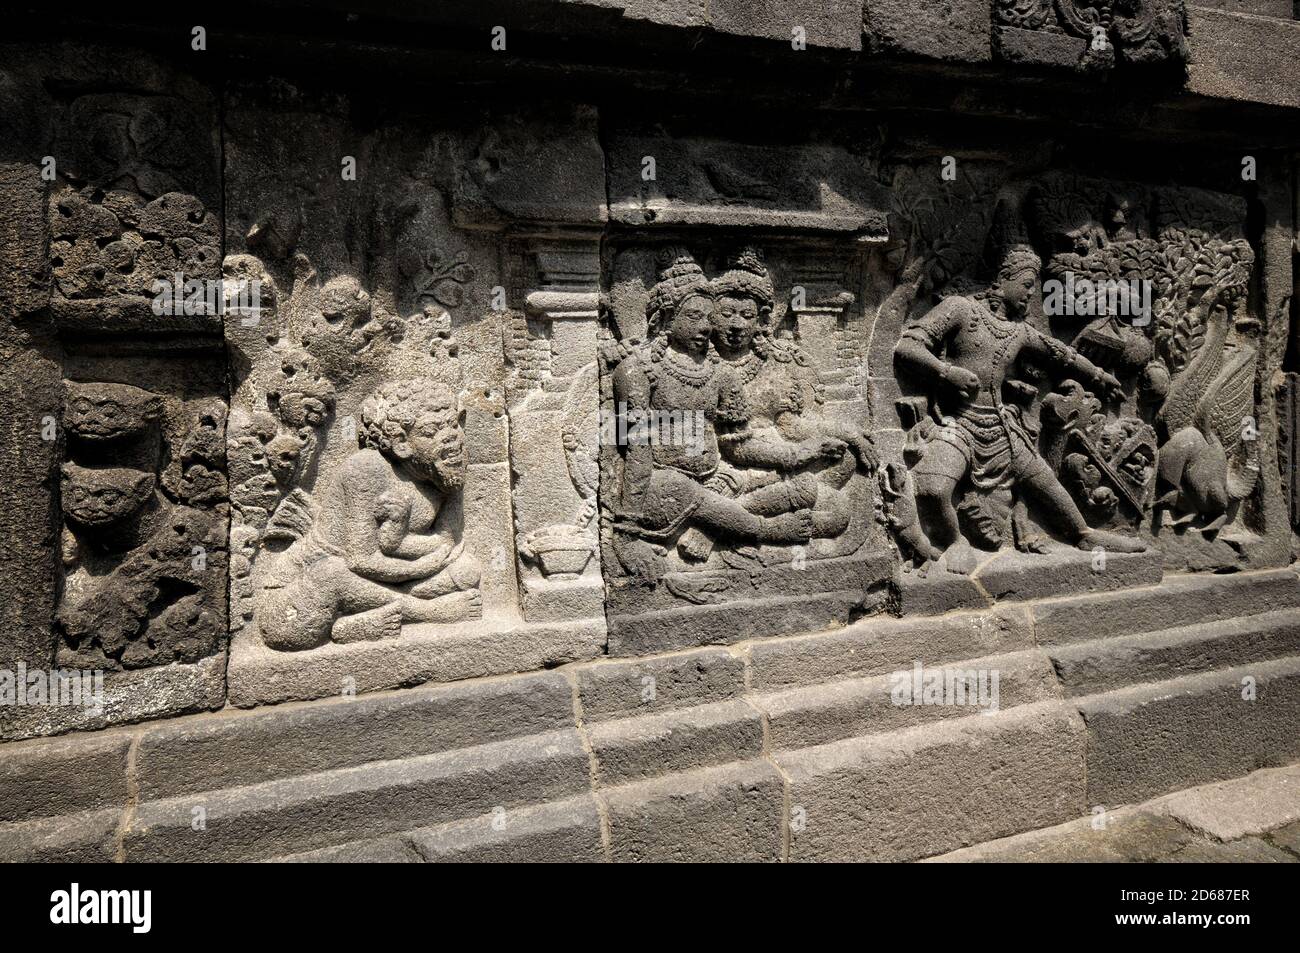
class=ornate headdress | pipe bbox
[997,244,1042,283]
[646,247,710,338]
[710,247,774,312]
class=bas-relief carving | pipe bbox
[600,244,887,632]
[219,99,609,703]
[57,380,228,670]
[892,243,1146,574]
[880,169,1281,576]
[4,67,233,690]
[503,240,604,617]
[995,0,1187,70]
[226,253,482,653]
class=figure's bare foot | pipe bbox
[409,553,482,598]
[332,604,402,643]
[763,509,815,543]
[405,588,482,624]
[1078,529,1147,554]
[942,539,978,575]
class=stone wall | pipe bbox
[2,0,1300,861]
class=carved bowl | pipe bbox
[525,526,595,579]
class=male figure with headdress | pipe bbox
[610,249,817,582]
[894,245,1147,573]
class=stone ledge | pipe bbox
[1079,655,1300,805]
[1187,6,1300,108]
[0,730,132,824]
[586,698,765,785]
[599,759,786,862]
[0,807,122,863]
[1032,567,1300,646]
[227,615,605,708]
[746,604,1034,691]
[755,646,1062,750]
[124,727,592,862]
[0,654,227,743]
[135,670,576,801]
[776,700,1088,862]
[1153,762,1300,841]
[863,0,992,64]
[1050,607,1300,696]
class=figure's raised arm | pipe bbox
[1026,328,1123,401]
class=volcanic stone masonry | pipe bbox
[2,0,1300,862]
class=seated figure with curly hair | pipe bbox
[258,378,481,650]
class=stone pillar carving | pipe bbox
[505,236,605,623]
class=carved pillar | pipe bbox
[505,236,605,623]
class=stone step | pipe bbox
[123,726,591,862]
[746,604,1035,692]
[132,670,575,801]
[585,699,764,786]
[406,795,605,862]
[772,700,1087,862]
[1050,608,1300,696]
[273,794,606,863]
[754,647,1062,750]
[575,646,746,723]
[1031,567,1300,646]
[0,807,121,863]
[1078,654,1300,806]
[599,759,786,863]
[0,730,131,825]
[893,546,1165,616]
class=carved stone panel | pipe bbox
[994,0,1188,70]
[877,164,1285,612]
[600,241,893,655]
[0,49,228,740]
[221,89,607,706]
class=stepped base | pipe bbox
[4,567,1299,862]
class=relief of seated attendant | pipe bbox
[258,378,481,650]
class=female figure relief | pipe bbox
[610,249,814,583]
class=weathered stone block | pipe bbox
[1187,7,1300,108]
[710,0,863,50]
[777,701,1087,861]
[757,646,1062,749]
[0,807,120,863]
[405,795,605,862]
[974,546,1165,603]
[227,616,604,708]
[0,731,131,823]
[1032,568,1300,645]
[136,671,576,801]
[577,646,746,722]
[864,0,993,63]
[1050,608,1300,695]
[747,605,1034,690]
[602,760,785,862]
[275,836,421,863]
[125,728,591,862]
[587,699,764,785]
[1081,656,1300,806]
[1153,762,1300,841]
